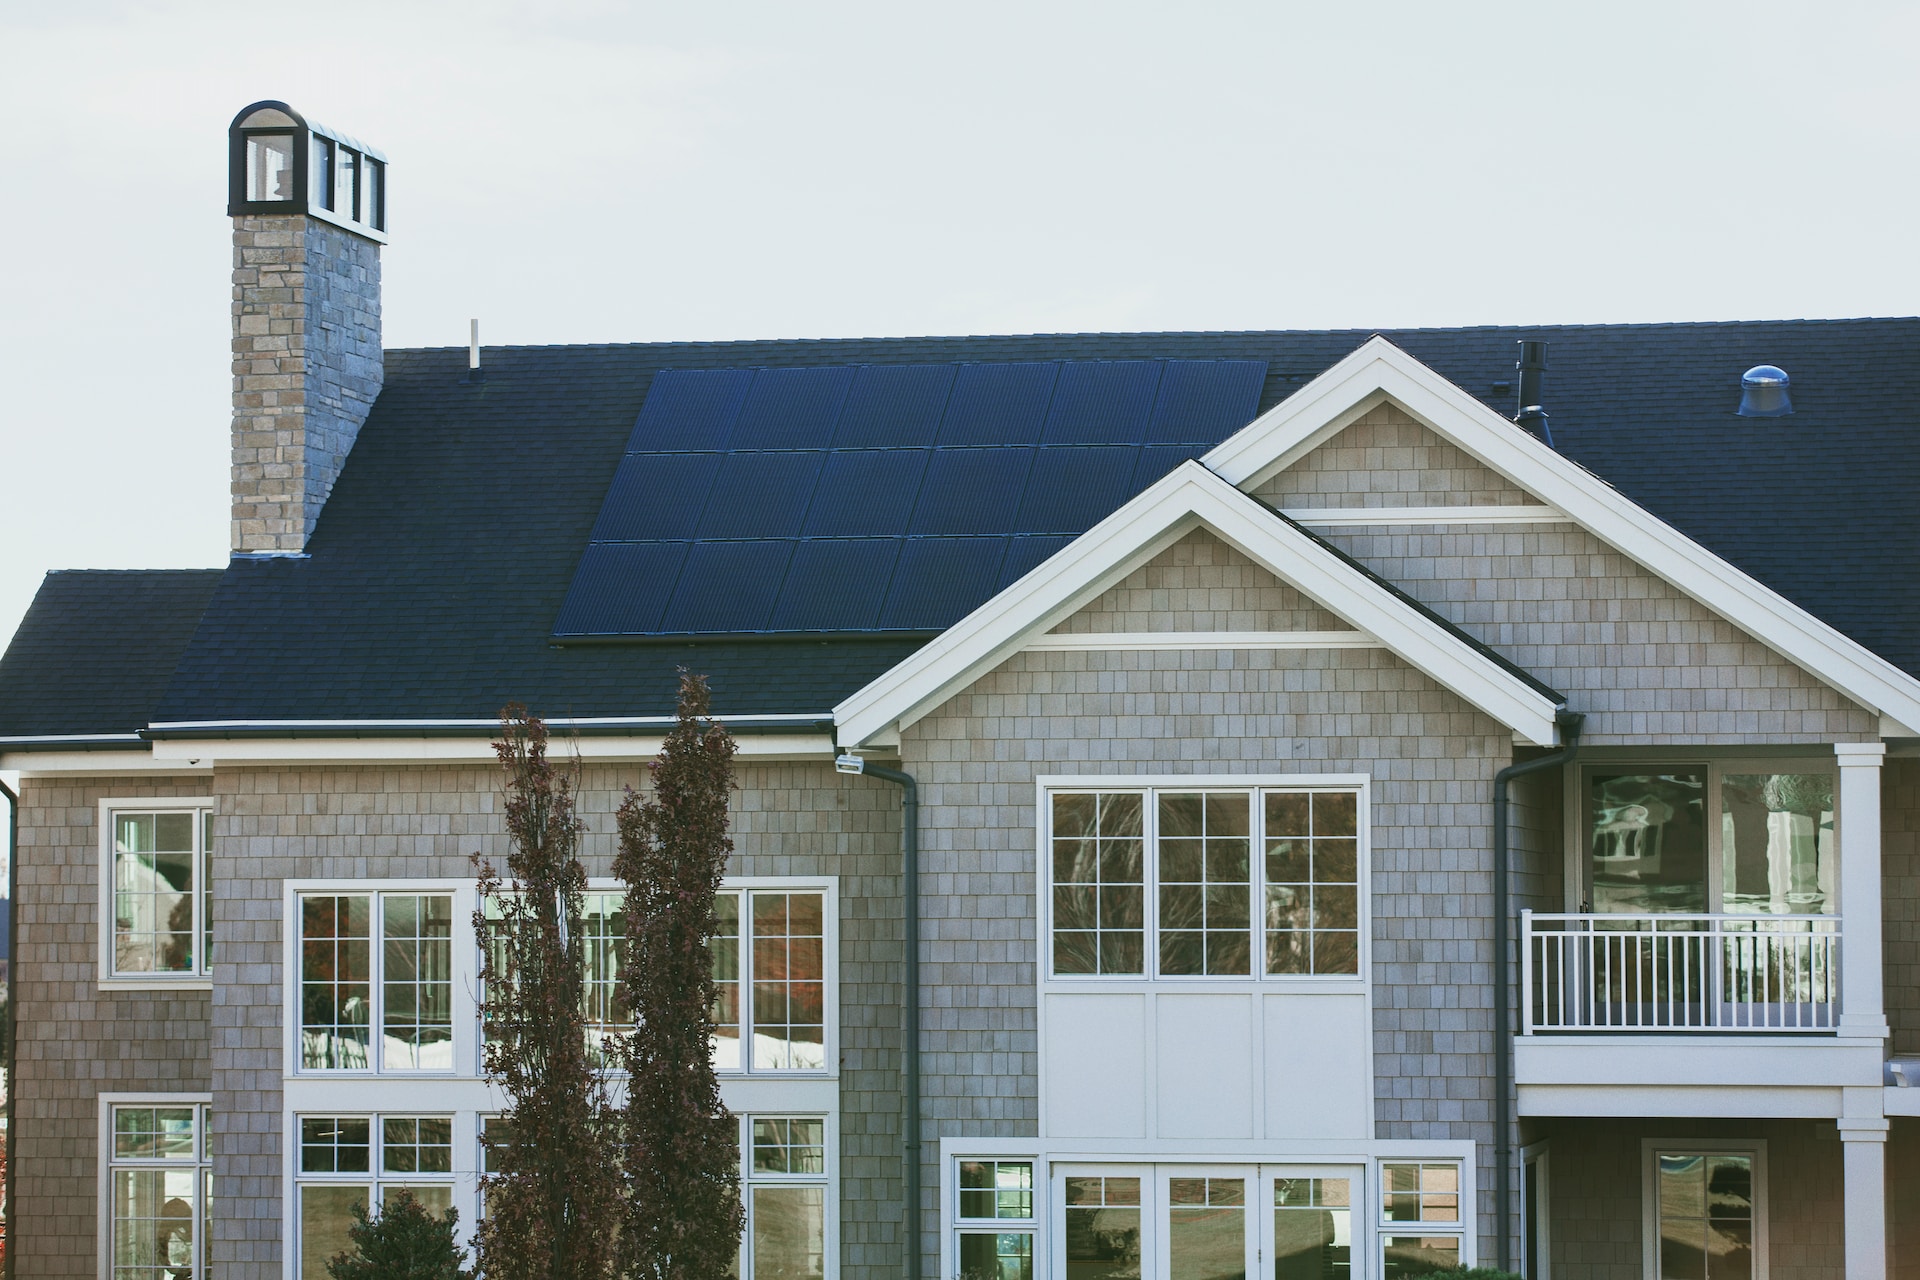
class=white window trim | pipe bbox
[98,797,216,990]
[1565,757,1838,915]
[98,1091,213,1280]
[740,1110,839,1280]
[1036,773,1372,989]
[1522,1139,1551,1280]
[711,877,840,1079]
[286,1107,475,1280]
[284,878,478,1079]
[938,1137,1475,1280]
[1640,1137,1768,1280]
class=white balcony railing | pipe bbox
[1521,911,1840,1033]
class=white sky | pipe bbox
[1,0,1918,667]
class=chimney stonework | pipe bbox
[229,214,382,553]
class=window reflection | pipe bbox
[1064,1176,1141,1280]
[1589,773,1707,914]
[1722,774,1833,914]
[1275,1178,1351,1280]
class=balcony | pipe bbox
[1521,911,1840,1034]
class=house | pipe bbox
[2,97,1919,1280]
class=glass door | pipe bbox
[1162,1167,1253,1280]
[1265,1168,1356,1280]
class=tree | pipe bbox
[472,706,620,1280]
[325,1190,470,1280]
[614,671,746,1280]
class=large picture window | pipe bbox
[298,892,454,1072]
[1047,785,1364,979]
[105,1099,212,1280]
[295,1113,456,1280]
[105,806,213,980]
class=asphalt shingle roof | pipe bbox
[4,319,1917,737]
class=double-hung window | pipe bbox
[103,804,213,983]
[104,1098,212,1280]
[954,1159,1036,1280]
[1379,1161,1463,1276]
[1047,784,1364,979]
[741,1115,831,1280]
[296,1114,456,1279]
[298,891,454,1072]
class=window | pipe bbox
[362,157,386,230]
[1585,763,1834,916]
[309,134,334,210]
[1063,1174,1140,1279]
[1380,1162,1463,1277]
[1643,1142,1764,1280]
[955,1160,1035,1280]
[296,1114,456,1280]
[1048,785,1363,979]
[106,806,212,981]
[105,1100,211,1279]
[742,1116,830,1280]
[298,892,453,1072]
[1274,1177,1351,1280]
[245,132,294,201]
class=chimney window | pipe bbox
[246,133,295,202]
[310,135,334,211]
[362,158,385,231]
[337,148,359,221]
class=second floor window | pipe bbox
[299,892,454,1072]
[1048,786,1363,980]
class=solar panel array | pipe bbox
[552,358,1270,638]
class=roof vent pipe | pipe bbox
[1736,365,1792,417]
[1514,340,1552,447]
[466,318,485,384]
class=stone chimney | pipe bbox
[226,101,387,554]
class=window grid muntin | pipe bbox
[742,1113,831,1280]
[1047,786,1365,981]
[108,1102,211,1280]
[958,1160,1035,1221]
[298,891,455,1074]
[743,890,827,1072]
[1157,793,1252,976]
[1050,791,1145,975]
[1380,1162,1461,1224]
[109,807,212,978]
[295,1112,459,1278]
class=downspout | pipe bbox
[1492,708,1582,1274]
[835,754,921,1280]
[1,773,14,1280]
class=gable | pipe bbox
[1252,402,1539,509]
[1050,529,1348,635]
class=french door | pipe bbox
[1055,1163,1358,1280]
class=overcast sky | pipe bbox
[2,0,1918,670]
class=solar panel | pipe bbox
[729,366,857,449]
[1042,360,1162,445]
[833,364,955,448]
[803,451,929,538]
[625,368,753,450]
[767,538,900,631]
[1131,444,1210,491]
[879,538,1008,631]
[589,453,722,541]
[1147,359,1269,443]
[694,452,825,539]
[1000,535,1076,588]
[657,541,794,634]
[910,448,1034,536]
[552,542,689,635]
[1015,447,1141,534]
[937,363,1059,446]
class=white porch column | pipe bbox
[1835,742,1887,1038]
[1838,1110,1889,1280]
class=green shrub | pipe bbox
[1438,1269,1525,1280]
[325,1190,470,1280]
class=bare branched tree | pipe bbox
[614,672,745,1280]
[472,706,619,1280]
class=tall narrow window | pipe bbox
[109,808,212,978]
[751,892,825,1069]
[711,893,742,1069]
[299,892,453,1072]
[1721,773,1834,915]
[246,133,294,201]
[581,891,629,1066]
[108,1101,212,1280]
[743,1116,829,1280]
[309,135,334,210]
[1651,1149,1757,1280]
[1051,793,1145,975]
[956,1160,1035,1280]
[1264,791,1359,975]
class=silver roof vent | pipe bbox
[1737,365,1793,417]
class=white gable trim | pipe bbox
[1205,336,1920,734]
[833,462,1564,748]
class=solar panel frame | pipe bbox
[878,537,1009,631]
[694,451,826,539]
[656,541,795,634]
[589,453,723,542]
[624,368,754,451]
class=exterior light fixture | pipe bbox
[227,100,388,241]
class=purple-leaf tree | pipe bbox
[472,706,619,1280]
[615,671,746,1279]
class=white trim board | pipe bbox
[1282,505,1568,526]
[833,462,1565,748]
[1024,630,1381,652]
[1204,335,1920,733]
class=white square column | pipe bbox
[1835,742,1888,1039]
[1839,1108,1889,1280]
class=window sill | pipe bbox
[99,977,213,992]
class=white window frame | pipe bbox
[1036,773,1371,987]
[1522,1139,1551,1280]
[739,1110,838,1280]
[1377,1157,1470,1276]
[99,798,215,989]
[1568,757,1838,915]
[1639,1137,1768,1280]
[289,1110,465,1280]
[948,1152,1042,1280]
[284,879,476,1078]
[98,1092,213,1280]
[715,878,840,1077]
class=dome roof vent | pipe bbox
[1737,365,1793,417]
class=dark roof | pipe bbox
[0,570,222,740]
[5,318,1918,733]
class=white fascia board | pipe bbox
[833,461,1562,747]
[146,733,837,768]
[1205,335,1920,732]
